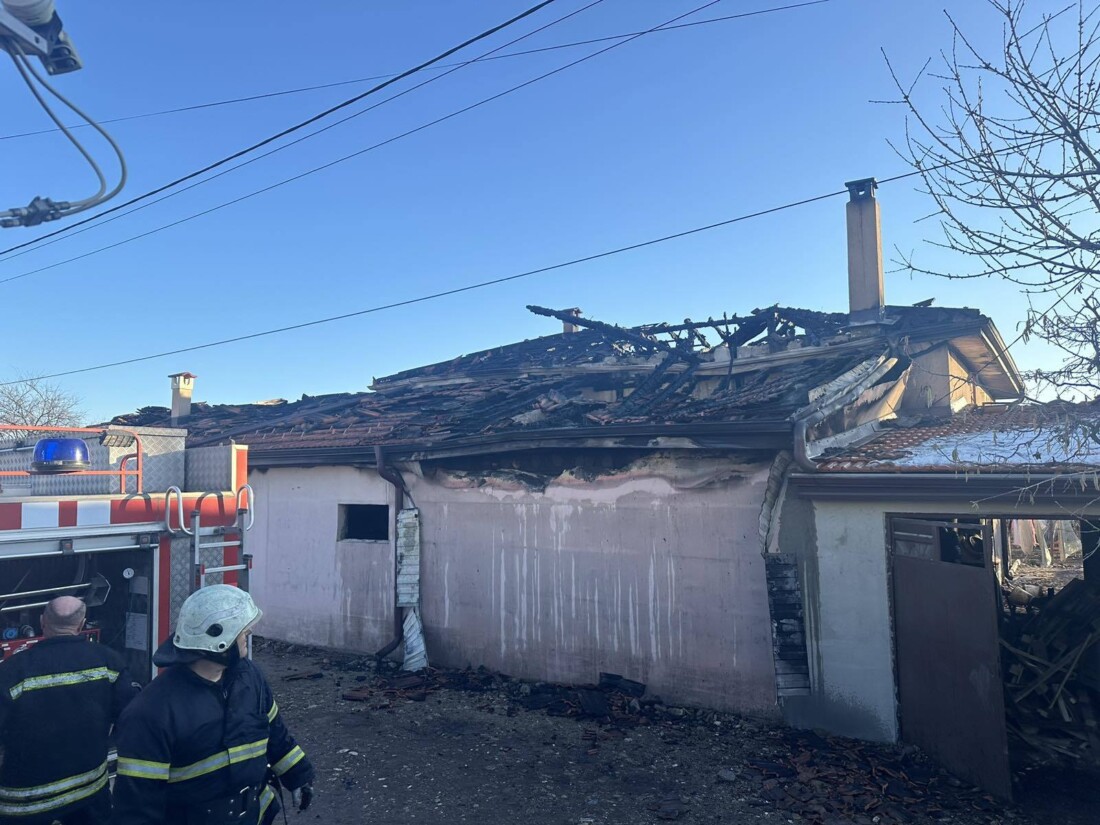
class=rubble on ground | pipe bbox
[258,639,1019,825]
[1002,577,1100,768]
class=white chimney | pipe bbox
[845,178,885,323]
[169,372,195,425]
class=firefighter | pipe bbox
[113,585,315,825]
[0,595,139,825]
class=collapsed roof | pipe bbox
[110,303,1021,462]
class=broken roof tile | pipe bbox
[817,403,1100,473]
[108,305,1000,455]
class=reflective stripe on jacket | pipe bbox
[114,656,313,825]
[0,635,138,820]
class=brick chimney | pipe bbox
[845,178,885,324]
[562,307,583,334]
[169,372,196,425]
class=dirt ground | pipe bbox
[255,640,1097,825]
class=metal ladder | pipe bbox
[164,485,255,593]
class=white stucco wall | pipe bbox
[248,466,395,650]
[794,496,1100,744]
[245,456,780,715]
[801,500,896,741]
[407,458,779,714]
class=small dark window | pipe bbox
[339,504,389,541]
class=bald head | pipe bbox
[42,596,86,637]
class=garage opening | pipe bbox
[888,514,1100,801]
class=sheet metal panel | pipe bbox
[396,508,420,608]
[892,553,1012,799]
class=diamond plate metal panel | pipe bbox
[169,535,194,626]
[0,428,186,497]
[185,446,235,492]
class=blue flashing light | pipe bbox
[31,438,91,474]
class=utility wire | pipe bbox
[0,0,772,286]
[3,47,107,209]
[2,138,1064,386]
[0,2,830,144]
[0,0,614,265]
[0,0,831,265]
[3,133,1057,383]
[14,47,128,212]
[0,189,847,387]
[0,0,562,252]
[2,43,127,224]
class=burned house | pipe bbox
[788,403,1100,798]
[112,180,1100,796]
[115,286,1022,708]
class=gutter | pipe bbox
[789,471,1100,505]
[979,321,1025,399]
[791,354,902,472]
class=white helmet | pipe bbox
[173,585,262,654]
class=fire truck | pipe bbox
[0,423,253,683]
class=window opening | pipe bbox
[339,504,389,541]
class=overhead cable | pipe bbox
[0,0,563,253]
[0,0,829,286]
[0,0,613,264]
[0,2,830,144]
[0,42,127,227]
[0,188,847,386]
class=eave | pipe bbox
[789,471,1099,506]
[248,420,794,468]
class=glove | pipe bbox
[291,784,313,812]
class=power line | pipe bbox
[0,0,826,287]
[0,0,563,257]
[0,188,847,387]
[5,140,1057,385]
[0,0,832,267]
[3,44,128,224]
[0,0,611,266]
[3,147,1064,387]
[0,2,830,144]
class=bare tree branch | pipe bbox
[0,374,85,432]
[887,0,1100,393]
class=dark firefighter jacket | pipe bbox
[0,635,138,822]
[113,651,313,825]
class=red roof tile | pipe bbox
[817,404,1100,473]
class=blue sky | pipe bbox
[0,1,1060,421]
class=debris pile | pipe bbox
[1002,577,1100,767]
[340,666,660,723]
[740,733,1002,825]
[259,641,1014,825]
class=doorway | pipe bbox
[888,514,1099,800]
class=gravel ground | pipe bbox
[254,640,1094,825]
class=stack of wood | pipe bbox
[1002,578,1100,767]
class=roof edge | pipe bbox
[248,420,795,467]
[790,471,1100,505]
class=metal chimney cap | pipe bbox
[844,178,878,201]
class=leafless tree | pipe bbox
[0,376,84,429]
[886,0,1100,398]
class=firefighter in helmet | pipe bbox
[0,596,139,825]
[113,585,315,824]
